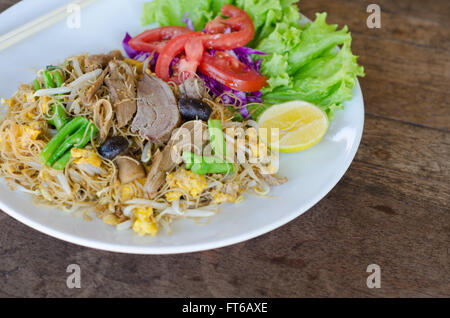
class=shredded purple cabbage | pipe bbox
[198,48,266,118]
[182,12,195,31]
[122,33,140,59]
[169,56,180,77]
[199,72,265,119]
[254,58,263,72]
[122,33,158,71]
[233,47,266,72]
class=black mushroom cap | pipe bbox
[178,97,213,122]
[98,136,129,160]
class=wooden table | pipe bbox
[0,0,448,298]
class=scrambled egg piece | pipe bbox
[39,96,51,114]
[71,149,102,167]
[248,129,269,160]
[125,58,144,74]
[121,185,134,201]
[132,207,158,236]
[165,191,183,203]
[20,125,41,140]
[266,164,277,175]
[19,92,39,120]
[165,169,208,202]
[0,124,40,150]
[24,112,35,120]
[25,92,35,103]
[125,59,153,80]
[15,124,41,144]
[120,178,146,201]
[102,214,120,226]
[213,192,236,204]
[1,98,11,107]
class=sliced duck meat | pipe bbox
[144,121,207,198]
[105,60,137,128]
[84,50,123,72]
[179,77,208,100]
[131,74,181,143]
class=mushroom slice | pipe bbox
[93,99,113,141]
[116,156,146,184]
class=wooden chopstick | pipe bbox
[0,0,98,52]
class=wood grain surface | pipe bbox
[0,0,449,298]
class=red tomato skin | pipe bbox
[148,4,262,90]
[178,37,204,76]
[155,32,204,82]
[202,5,255,50]
[198,52,267,93]
[129,26,192,53]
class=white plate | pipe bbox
[0,0,364,254]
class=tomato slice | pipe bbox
[129,27,192,53]
[155,32,204,82]
[203,5,255,50]
[198,51,267,92]
[177,37,204,77]
[151,5,260,88]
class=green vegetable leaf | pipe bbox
[257,22,302,55]
[263,41,365,119]
[142,0,220,31]
[260,53,291,92]
[287,13,352,74]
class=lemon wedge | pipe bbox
[258,101,329,153]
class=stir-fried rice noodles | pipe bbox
[0,53,286,236]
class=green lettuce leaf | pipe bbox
[257,21,302,54]
[142,0,301,45]
[260,53,291,92]
[287,13,352,74]
[211,0,234,13]
[141,0,224,31]
[256,12,364,119]
[234,0,301,45]
[263,41,365,119]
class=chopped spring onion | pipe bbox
[208,119,226,159]
[43,70,56,89]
